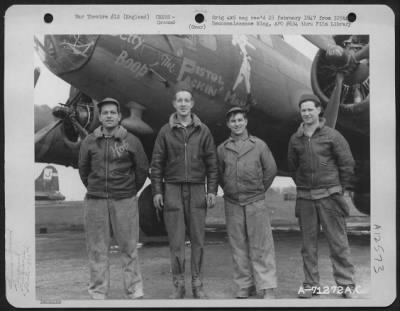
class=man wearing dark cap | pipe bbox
[217,106,277,299]
[288,94,356,298]
[79,97,149,300]
[150,81,218,299]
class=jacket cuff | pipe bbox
[207,185,218,195]
[151,183,163,196]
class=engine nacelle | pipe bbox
[35,121,80,168]
[35,91,99,168]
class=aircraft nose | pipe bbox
[35,35,99,75]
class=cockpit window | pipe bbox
[174,35,193,40]
[198,35,217,51]
[173,35,196,49]
[257,35,273,47]
[172,35,216,51]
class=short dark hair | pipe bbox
[299,100,322,109]
[174,80,193,99]
[174,90,194,101]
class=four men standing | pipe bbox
[78,90,356,300]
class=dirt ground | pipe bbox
[34,192,370,306]
[36,230,370,302]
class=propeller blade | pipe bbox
[34,67,41,87]
[303,35,336,50]
[34,120,62,144]
[71,118,89,139]
[354,44,369,62]
[324,73,344,128]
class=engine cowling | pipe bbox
[35,90,99,168]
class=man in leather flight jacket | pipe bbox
[288,93,356,299]
[150,81,218,299]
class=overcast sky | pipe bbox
[34,35,317,200]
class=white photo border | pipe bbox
[4,4,396,308]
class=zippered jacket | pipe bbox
[79,126,149,199]
[287,119,355,191]
[150,113,218,195]
[217,134,277,205]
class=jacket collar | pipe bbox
[224,130,256,144]
[94,125,128,139]
[169,113,202,128]
[223,132,257,157]
[296,118,326,137]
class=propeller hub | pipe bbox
[52,106,69,119]
[325,45,350,67]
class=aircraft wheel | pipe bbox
[138,185,166,236]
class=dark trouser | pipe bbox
[84,196,143,299]
[296,195,355,288]
[163,183,207,287]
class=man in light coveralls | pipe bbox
[217,106,278,299]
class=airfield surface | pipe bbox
[36,193,371,306]
[36,230,370,301]
[35,193,370,302]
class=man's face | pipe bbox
[300,101,321,125]
[173,91,194,118]
[227,112,248,136]
[99,103,121,130]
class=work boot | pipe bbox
[340,285,355,299]
[236,285,257,299]
[298,285,320,298]
[192,275,207,298]
[169,275,185,299]
[169,285,185,299]
[192,285,208,299]
[91,293,106,300]
[261,288,275,299]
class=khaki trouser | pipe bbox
[296,195,355,287]
[163,183,207,287]
[225,198,277,291]
[84,196,143,299]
